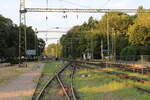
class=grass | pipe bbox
[23,96,30,100]
[38,61,66,86]
[42,61,64,75]
[74,68,150,100]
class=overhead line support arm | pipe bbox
[24,8,139,13]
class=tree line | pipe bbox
[59,6,150,60]
[0,14,45,62]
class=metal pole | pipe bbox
[113,29,116,61]
[35,29,37,60]
[56,41,57,58]
[19,13,21,65]
[111,28,114,61]
[101,39,104,60]
[24,13,27,58]
[107,12,110,61]
[91,38,93,59]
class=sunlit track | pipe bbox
[72,60,150,94]
[69,60,150,75]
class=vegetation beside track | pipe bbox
[74,68,150,100]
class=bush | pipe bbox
[5,58,19,64]
[120,46,140,61]
[120,46,150,61]
[140,46,150,55]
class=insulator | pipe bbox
[46,16,48,20]
[76,15,79,19]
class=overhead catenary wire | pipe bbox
[101,0,111,8]
[59,0,111,9]
[58,0,92,20]
[58,0,91,9]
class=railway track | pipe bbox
[34,62,78,100]
[70,64,78,100]
[56,75,71,100]
[70,60,150,75]
[33,60,150,100]
[73,61,150,94]
[73,61,150,83]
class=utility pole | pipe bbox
[112,28,116,61]
[107,12,110,61]
[71,39,73,58]
[56,40,59,58]
[91,38,94,59]
[35,28,38,60]
[101,39,104,60]
[19,0,27,65]
[111,28,114,61]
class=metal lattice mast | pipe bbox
[19,0,27,63]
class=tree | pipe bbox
[135,6,150,27]
[45,44,62,57]
[95,12,133,56]
[37,38,46,56]
[60,7,150,59]
[128,24,150,45]
[128,7,150,46]
[60,17,101,59]
[0,14,45,60]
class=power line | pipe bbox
[101,0,111,8]
[37,30,67,33]
[58,0,91,8]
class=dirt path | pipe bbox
[0,63,44,100]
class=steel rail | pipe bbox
[56,75,71,100]
[35,62,71,100]
[70,65,77,100]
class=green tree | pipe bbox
[128,7,150,46]
[45,43,62,57]
[128,24,150,45]
[0,14,45,61]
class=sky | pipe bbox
[0,0,150,46]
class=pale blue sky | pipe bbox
[0,0,150,45]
